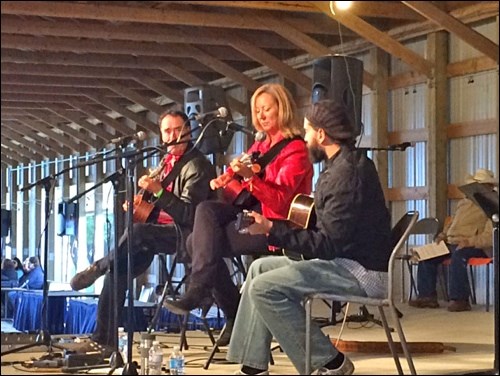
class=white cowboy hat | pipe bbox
[464,168,497,185]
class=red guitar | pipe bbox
[220,152,261,208]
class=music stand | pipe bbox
[459,183,499,375]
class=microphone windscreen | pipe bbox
[254,131,266,142]
[218,107,229,118]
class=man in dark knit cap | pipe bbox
[225,99,392,376]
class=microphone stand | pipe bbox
[67,168,126,372]
[63,145,163,375]
[1,175,65,357]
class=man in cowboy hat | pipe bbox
[409,168,497,312]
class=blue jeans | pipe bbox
[226,256,366,374]
[416,244,488,301]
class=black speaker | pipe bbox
[57,201,79,236]
[184,85,234,154]
[1,209,11,238]
[312,55,364,137]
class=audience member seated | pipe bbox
[6,256,44,318]
[409,168,497,312]
[19,256,44,289]
[2,258,19,287]
[12,257,25,280]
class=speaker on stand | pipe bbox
[184,85,235,155]
[57,201,79,237]
[312,55,364,138]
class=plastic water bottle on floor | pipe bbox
[118,327,128,363]
[148,340,163,375]
[169,345,185,375]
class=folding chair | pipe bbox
[304,210,419,375]
[398,217,440,302]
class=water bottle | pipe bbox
[148,340,163,375]
[118,327,128,363]
[140,333,155,375]
[169,345,185,375]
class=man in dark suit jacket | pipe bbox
[69,110,216,354]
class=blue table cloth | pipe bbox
[11,290,66,333]
[65,298,150,334]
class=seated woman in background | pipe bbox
[1,258,19,287]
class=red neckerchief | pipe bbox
[157,153,183,225]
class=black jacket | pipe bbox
[153,145,216,230]
[268,145,392,272]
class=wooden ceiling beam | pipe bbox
[184,45,260,92]
[313,2,434,77]
[1,62,170,80]
[0,136,40,161]
[83,91,158,134]
[2,123,60,159]
[1,145,32,164]
[23,110,91,152]
[68,100,137,137]
[14,114,84,152]
[1,151,26,166]
[403,1,498,63]
[0,1,336,35]
[1,34,251,62]
[47,106,115,144]
[104,83,165,115]
[1,74,144,89]
[258,14,375,89]
[226,34,312,91]
[0,15,300,50]
[172,1,423,20]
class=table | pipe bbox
[5,289,99,333]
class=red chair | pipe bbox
[467,257,493,312]
[440,256,493,311]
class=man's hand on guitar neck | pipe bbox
[243,210,273,235]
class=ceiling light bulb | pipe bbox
[335,1,353,11]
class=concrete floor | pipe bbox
[1,300,496,375]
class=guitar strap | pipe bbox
[254,135,303,174]
[159,146,196,190]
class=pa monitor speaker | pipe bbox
[312,55,364,137]
[184,85,234,155]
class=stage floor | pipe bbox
[1,300,495,375]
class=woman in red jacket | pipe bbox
[165,83,313,345]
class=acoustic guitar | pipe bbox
[132,159,165,223]
[282,194,316,260]
[221,151,261,208]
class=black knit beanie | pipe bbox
[305,99,355,140]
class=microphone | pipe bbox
[190,107,228,121]
[225,121,266,141]
[110,131,147,144]
[388,142,413,151]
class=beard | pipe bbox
[308,144,327,164]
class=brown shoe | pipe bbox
[70,263,105,291]
[447,300,471,312]
[408,296,439,308]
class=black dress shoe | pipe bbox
[164,285,211,315]
[216,318,234,347]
